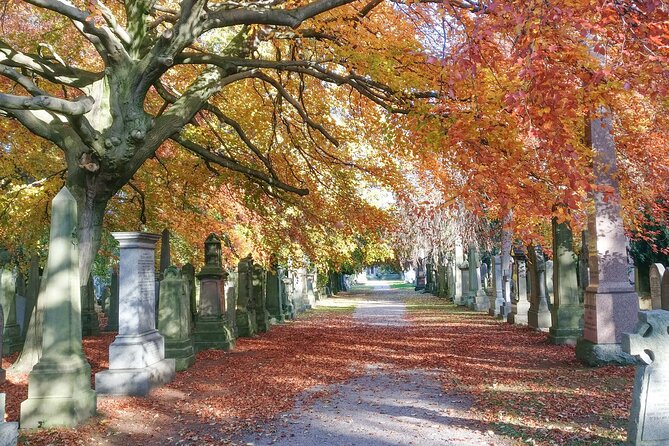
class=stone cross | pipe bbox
[95,232,175,396]
[649,264,665,310]
[622,310,669,445]
[20,187,96,427]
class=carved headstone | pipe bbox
[622,310,669,445]
[468,246,489,312]
[254,265,270,333]
[95,232,175,396]
[453,240,464,304]
[236,256,257,337]
[459,259,470,307]
[662,270,669,311]
[266,266,284,324]
[158,266,195,370]
[649,264,665,310]
[528,245,552,331]
[20,187,96,427]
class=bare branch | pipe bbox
[0,64,45,96]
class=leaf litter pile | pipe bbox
[1,293,633,446]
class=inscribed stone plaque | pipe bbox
[649,264,665,310]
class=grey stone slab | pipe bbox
[649,264,664,310]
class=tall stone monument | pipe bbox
[254,264,270,333]
[491,256,504,317]
[0,267,20,356]
[576,112,639,366]
[20,187,96,427]
[459,258,470,307]
[95,232,175,396]
[158,266,195,370]
[224,270,238,338]
[23,255,40,341]
[548,217,584,345]
[193,234,234,351]
[236,255,257,337]
[527,245,552,331]
[509,247,530,325]
[104,267,119,331]
[468,246,488,312]
[453,240,464,304]
[80,273,100,336]
[182,262,197,323]
[622,310,669,445]
[266,266,285,324]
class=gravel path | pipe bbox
[237,283,511,446]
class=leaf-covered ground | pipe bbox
[1,290,633,445]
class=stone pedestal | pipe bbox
[104,267,119,331]
[193,234,234,352]
[95,232,175,396]
[576,112,639,366]
[509,249,530,325]
[549,218,584,345]
[20,187,96,427]
[0,269,21,356]
[528,245,552,331]
[622,310,669,445]
[236,256,257,337]
[158,267,196,371]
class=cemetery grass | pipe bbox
[2,293,633,446]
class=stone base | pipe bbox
[165,338,196,371]
[575,339,638,366]
[236,309,257,337]
[469,293,489,312]
[0,421,18,445]
[20,358,96,428]
[81,310,100,336]
[549,305,583,345]
[528,308,552,332]
[193,317,234,353]
[95,358,176,396]
[549,327,583,345]
[256,309,271,333]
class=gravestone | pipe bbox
[101,285,110,313]
[280,268,295,320]
[159,229,171,278]
[306,270,317,307]
[20,187,96,427]
[578,230,589,298]
[80,273,100,336]
[14,271,26,341]
[415,260,426,291]
[468,247,489,312]
[459,259,470,307]
[23,255,40,340]
[528,245,552,331]
[104,267,119,331]
[293,267,309,312]
[453,240,464,304]
[182,263,197,323]
[509,248,530,325]
[95,232,175,396]
[491,256,503,317]
[662,271,669,311]
[0,394,18,446]
[225,271,238,338]
[622,310,669,445]
[266,267,284,323]
[158,266,195,370]
[480,262,489,289]
[0,307,4,383]
[254,264,270,333]
[236,256,257,337]
[575,112,639,366]
[649,264,665,310]
[545,259,554,306]
[193,234,235,351]
[0,267,20,356]
[549,218,584,345]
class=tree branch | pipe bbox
[0,93,94,115]
[172,134,309,196]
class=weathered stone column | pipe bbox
[95,232,175,396]
[193,234,234,351]
[528,245,552,331]
[254,264,270,333]
[266,267,284,323]
[158,266,196,370]
[21,187,96,427]
[104,267,119,331]
[508,248,530,325]
[236,255,257,337]
[468,246,488,312]
[453,240,465,304]
[0,267,20,356]
[575,112,639,366]
[458,259,470,307]
[549,217,584,345]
